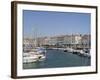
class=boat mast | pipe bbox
[32,27,38,48]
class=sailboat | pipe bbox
[23,27,46,63]
[67,34,74,53]
[79,34,91,58]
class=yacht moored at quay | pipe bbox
[23,47,46,63]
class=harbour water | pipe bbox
[23,49,90,69]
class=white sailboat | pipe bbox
[23,27,46,63]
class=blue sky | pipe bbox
[23,10,91,38]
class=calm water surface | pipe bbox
[23,49,90,69]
